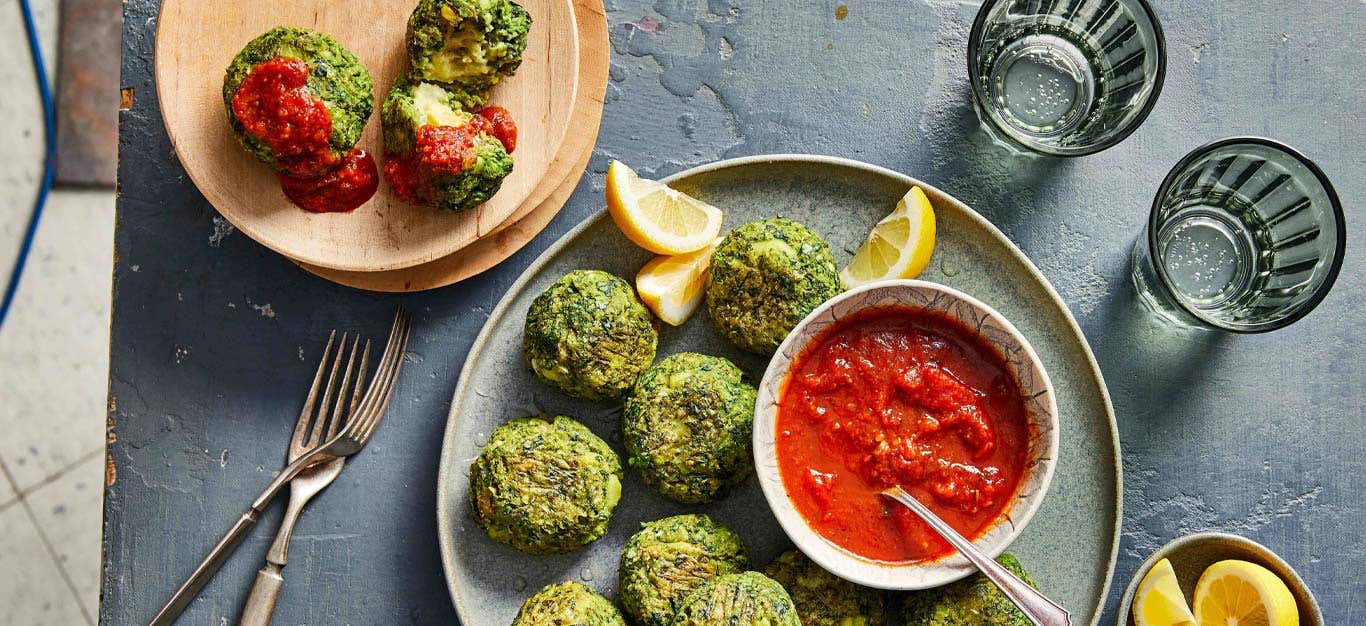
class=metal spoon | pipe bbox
[881,486,1072,626]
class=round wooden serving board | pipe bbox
[156,0,578,272]
[297,0,607,292]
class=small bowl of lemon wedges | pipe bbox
[1120,531,1321,626]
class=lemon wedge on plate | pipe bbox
[1133,558,1197,626]
[636,238,721,326]
[840,185,936,289]
[606,160,724,255]
[1193,560,1299,626]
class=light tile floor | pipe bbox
[0,0,112,623]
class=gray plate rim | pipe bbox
[435,153,1123,625]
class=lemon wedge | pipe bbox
[839,185,936,289]
[606,160,724,255]
[1193,560,1299,626]
[636,238,721,326]
[1133,558,1197,626]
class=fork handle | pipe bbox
[149,452,321,626]
[238,485,310,626]
[147,512,258,626]
[239,565,284,626]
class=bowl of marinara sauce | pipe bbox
[754,279,1059,590]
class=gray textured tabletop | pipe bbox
[103,1,1363,624]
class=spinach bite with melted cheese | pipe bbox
[468,415,622,555]
[381,79,479,155]
[524,270,658,401]
[406,0,532,105]
[623,353,757,504]
[379,78,514,211]
[706,218,841,354]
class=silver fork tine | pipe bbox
[324,334,361,441]
[343,308,410,446]
[290,330,336,449]
[307,332,349,448]
[356,315,410,443]
[349,310,405,422]
[332,336,368,440]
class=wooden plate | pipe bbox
[436,156,1122,625]
[296,0,607,291]
[155,0,578,272]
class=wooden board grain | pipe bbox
[155,0,578,272]
[297,0,607,292]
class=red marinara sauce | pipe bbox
[231,57,340,178]
[382,106,517,206]
[474,105,518,153]
[417,125,480,174]
[383,125,479,205]
[278,149,378,213]
[775,306,1030,563]
[233,57,380,213]
[383,153,426,205]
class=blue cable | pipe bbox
[0,0,56,330]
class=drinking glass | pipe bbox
[967,0,1166,156]
[1131,137,1346,332]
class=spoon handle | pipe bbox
[882,486,1072,626]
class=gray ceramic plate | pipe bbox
[436,155,1122,625]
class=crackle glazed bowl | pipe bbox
[753,279,1060,590]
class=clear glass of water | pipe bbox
[1132,137,1346,332]
[967,0,1166,156]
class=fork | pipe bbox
[237,330,365,626]
[148,308,411,626]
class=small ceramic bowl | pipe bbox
[1116,532,1323,626]
[753,279,1059,589]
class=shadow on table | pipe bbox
[907,81,1079,238]
[1089,269,1229,423]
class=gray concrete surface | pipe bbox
[105,1,1363,624]
[0,0,113,624]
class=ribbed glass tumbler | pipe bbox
[968,0,1166,156]
[1131,138,1346,332]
